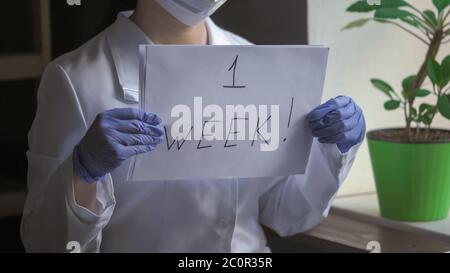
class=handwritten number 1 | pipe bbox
[223,55,246,89]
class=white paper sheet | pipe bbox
[128,45,328,181]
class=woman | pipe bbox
[21,0,365,253]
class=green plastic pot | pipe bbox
[367,128,450,222]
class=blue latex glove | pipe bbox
[73,108,164,183]
[307,96,366,153]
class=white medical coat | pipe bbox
[21,13,360,253]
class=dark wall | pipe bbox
[213,0,308,45]
[0,0,307,186]
[51,0,308,58]
[0,1,35,54]
[50,0,138,58]
[0,0,38,184]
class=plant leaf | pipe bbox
[401,75,418,99]
[420,115,433,125]
[410,107,418,118]
[415,89,431,97]
[402,89,409,100]
[342,18,372,30]
[442,55,450,87]
[384,100,401,110]
[419,103,434,114]
[419,103,433,115]
[423,10,438,26]
[381,0,409,8]
[347,1,380,12]
[371,79,394,98]
[427,59,442,86]
[400,16,428,32]
[438,95,450,119]
[432,0,450,13]
[418,104,437,125]
[402,75,417,91]
[375,8,415,19]
[347,0,408,12]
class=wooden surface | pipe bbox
[333,193,450,238]
[279,208,450,253]
[0,55,43,81]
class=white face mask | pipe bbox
[157,0,228,26]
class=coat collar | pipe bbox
[105,12,232,103]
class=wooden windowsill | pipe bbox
[0,54,45,81]
[333,193,450,239]
[270,193,450,253]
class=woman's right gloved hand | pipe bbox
[73,108,164,183]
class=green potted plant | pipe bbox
[343,0,450,221]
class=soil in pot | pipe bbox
[368,128,450,143]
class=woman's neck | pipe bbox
[130,1,208,45]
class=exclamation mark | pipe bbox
[283,97,294,142]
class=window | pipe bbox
[0,0,51,186]
[0,0,51,81]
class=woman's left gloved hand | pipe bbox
[307,96,366,153]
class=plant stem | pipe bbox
[406,4,428,22]
[376,19,430,45]
[427,94,440,137]
[444,9,450,23]
[406,4,439,33]
[402,103,408,131]
[405,29,444,141]
[418,16,437,32]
